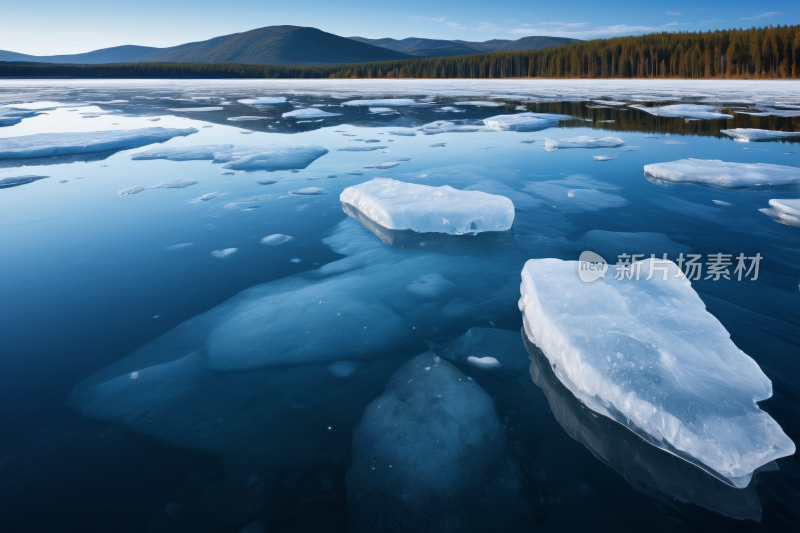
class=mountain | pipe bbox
[496,36,582,51]
[348,35,580,58]
[134,26,412,65]
[0,45,159,64]
[348,37,481,58]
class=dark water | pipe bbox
[1,80,799,532]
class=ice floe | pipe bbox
[132,144,328,171]
[760,198,800,226]
[519,257,795,487]
[0,128,197,160]
[0,175,49,189]
[593,155,616,161]
[337,146,387,151]
[388,130,415,136]
[544,136,625,151]
[454,101,504,107]
[341,99,417,106]
[227,116,267,121]
[190,192,227,202]
[255,179,277,185]
[483,112,571,132]
[340,177,514,234]
[152,179,198,189]
[211,248,238,258]
[238,97,287,105]
[712,200,732,206]
[631,104,732,120]
[164,243,193,250]
[167,107,222,112]
[282,108,341,119]
[289,187,324,195]
[721,128,800,143]
[368,107,399,114]
[419,121,490,134]
[644,159,800,188]
[260,234,293,245]
[118,186,145,195]
[362,161,401,169]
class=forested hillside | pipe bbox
[3,25,798,79]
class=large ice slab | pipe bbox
[281,108,341,119]
[340,178,514,234]
[544,136,625,151]
[0,127,197,160]
[132,144,328,171]
[632,104,732,120]
[644,159,800,188]
[760,198,800,226]
[519,257,795,487]
[721,128,800,143]
[484,112,571,132]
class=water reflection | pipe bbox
[522,330,764,521]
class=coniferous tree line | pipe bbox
[2,25,799,79]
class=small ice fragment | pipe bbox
[484,112,571,132]
[290,258,301,263]
[721,129,800,143]
[167,107,222,112]
[227,116,267,121]
[211,248,238,258]
[388,130,416,136]
[256,179,277,185]
[238,97,287,105]
[454,101,504,107]
[152,179,198,189]
[260,234,293,245]
[164,243,193,250]
[341,99,417,106]
[644,159,800,188]
[544,136,625,151]
[118,186,145,195]
[429,143,446,147]
[593,155,616,161]
[282,108,341,119]
[289,187,324,195]
[467,356,501,369]
[712,200,732,206]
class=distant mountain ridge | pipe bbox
[0,26,581,66]
[348,35,581,58]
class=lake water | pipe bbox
[1,79,799,532]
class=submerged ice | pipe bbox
[760,198,800,226]
[340,178,514,234]
[518,257,795,487]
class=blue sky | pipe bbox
[1,1,796,55]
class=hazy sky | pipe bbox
[1,1,796,55]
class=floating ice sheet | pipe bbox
[632,104,732,120]
[0,175,49,189]
[227,116,268,121]
[368,107,399,114]
[0,127,197,160]
[289,187,324,195]
[419,121,491,135]
[337,146,387,151]
[721,128,800,143]
[0,107,40,127]
[282,108,341,119]
[340,177,514,234]
[455,101,504,107]
[167,107,222,112]
[519,257,795,487]
[644,159,800,188]
[238,97,287,105]
[341,99,417,106]
[483,112,571,132]
[260,234,293,245]
[132,144,328,171]
[211,248,237,258]
[544,136,625,151]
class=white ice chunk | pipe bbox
[337,146,387,151]
[388,130,416,136]
[118,186,145,195]
[363,161,401,169]
[760,198,800,227]
[260,234,293,245]
[238,97,287,105]
[289,187,324,195]
[282,108,341,119]
[644,159,800,188]
[167,107,222,112]
[594,155,616,161]
[454,101,504,107]
[631,104,732,120]
[151,179,198,189]
[437,106,465,112]
[368,107,399,114]
[132,145,233,161]
[227,116,268,121]
[0,127,197,160]
[340,177,514,234]
[544,136,625,151]
[712,200,732,206]
[418,121,491,134]
[466,356,501,369]
[211,248,238,258]
[483,112,571,132]
[164,243,192,250]
[519,257,795,487]
[341,99,417,106]
[721,128,800,143]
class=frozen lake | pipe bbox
[1,79,799,532]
